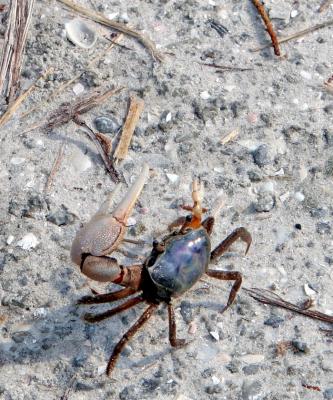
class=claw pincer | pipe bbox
[70,164,149,284]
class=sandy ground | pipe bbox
[1,0,333,399]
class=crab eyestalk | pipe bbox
[113,163,150,224]
[188,178,203,229]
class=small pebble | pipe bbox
[316,222,331,235]
[294,192,305,202]
[300,70,312,80]
[200,91,210,100]
[17,233,39,250]
[72,82,85,95]
[241,380,262,400]
[70,149,92,173]
[94,116,119,133]
[242,364,260,376]
[324,389,333,400]
[205,384,223,394]
[303,283,316,297]
[264,316,284,328]
[294,223,302,230]
[255,192,275,212]
[290,9,298,18]
[6,235,14,245]
[10,157,26,165]
[291,340,309,353]
[47,208,76,226]
[252,144,271,167]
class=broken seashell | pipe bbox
[65,18,96,49]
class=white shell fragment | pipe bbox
[65,18,96,49]
[6,235,14,245]
[209,330,220,341]
[72,82,85,95]
[166,173,179,184]
[304,283,317,298]
[17,233,39,250]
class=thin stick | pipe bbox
[319,0,333,13]
[113,96,144,163]
[0,67,52,128]
[244,287,333,323]
[20,34,123,119]
[44,143,65,193]
[57,0,163,61]
[251,19,333,52]
[251,0,280,56]
[221,129,239,145]
[73,115,120,183]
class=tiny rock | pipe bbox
[17,233,39,250]
[72,82,85,95]
[210,330,220,341]
[166,173,180,184]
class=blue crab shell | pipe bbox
[148,227,211,299]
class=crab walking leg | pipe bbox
[84,295,144,323]
[78,287,136,305]
[168,303,186,348]
[210,227,252,260]
[202,216,215,236]
[206,270,242,313]
[113,162,149,223]
[106,303,158,376]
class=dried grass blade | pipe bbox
[44,143,65,193]
[221,129,239,145]
[251,19,333,52]
[114,96,144,163]
[244,287,333,323]
[57,0,163,61]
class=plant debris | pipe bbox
[0,0,35,103]
[207,19,228,38]
[251,19,333,52]
[244,288,333,323]
[57,0,163,61]
[114,95,144,164]
[251,0,280,56]
[44,143,65,193]
[73,116,120,183]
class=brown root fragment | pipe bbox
[244,287,333,323]
[73,116,120,183]
[251,0,280,56]
[113,96,144,163]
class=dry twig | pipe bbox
[73,116,120,183]
[44,143,65,193]
[114,96,144,163]
[251,0,280,56]
[200,63,252,72]
[0,0,35,102]
[251,19,333,52]
[0,67,52,128]
[244,288,333,323]
[57,0,163,61]
[221,129,239,145]
[319,0,333,13]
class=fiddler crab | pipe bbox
[71,163,252,376]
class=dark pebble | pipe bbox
[226,361,240,373]
[294,224,302,230]
[310,208,328,218]
[205,384,223,394]
[316,222,331,235]
[291,340,309,353]
[94,116,119,133]
[252,145,271,167]
[141,378,160,393]
[47,207,76,226]
[119,385,141,400]
[247,170,263,182]
[201,367,216,378]
[180,300,193,323]
[12,331,33,344]
[242,364,260,375]
[264,316,284,328]
[324,389,333,400]
[76,381,95,391]
[324,129,333,146]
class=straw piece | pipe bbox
[114,96,144,163]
